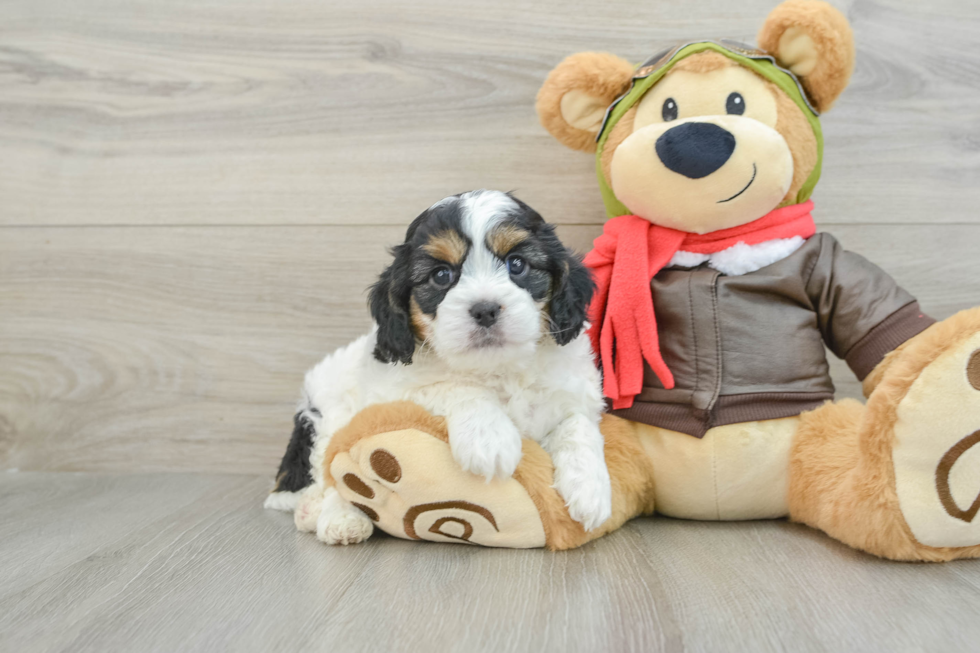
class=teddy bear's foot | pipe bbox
[318,402,656,550]
[887,313,980,550]
[327,410,548,548]
[790,308,980,561]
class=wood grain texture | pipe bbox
[0,223,592,472]
[1,0,980,226]
[2,0,979,473]
[0,472,978,653]
[3,224,979,473]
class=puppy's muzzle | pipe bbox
[469,301,501,328]
[655,122,736,179]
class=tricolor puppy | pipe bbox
[265,190,611,545]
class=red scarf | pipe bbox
[583,200,816,409]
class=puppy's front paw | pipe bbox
[450,414,523,481]
[316,488,374,545]
[555,463,612,532]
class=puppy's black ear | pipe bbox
[548,245,595,346]
[368,243,416,364]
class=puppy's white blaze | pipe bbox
[458,190,513,286]
[429,190,542,370]
[459,189,518,241]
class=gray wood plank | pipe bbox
[2,223,978,473]
[1,472,978,653]
[0,0,978,226]
[0,472,254,599]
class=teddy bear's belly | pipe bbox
[633,416,799,520]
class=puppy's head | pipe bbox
[369,190,594,369]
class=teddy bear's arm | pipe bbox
[804,234,935,381]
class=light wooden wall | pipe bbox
[2,0,979,474]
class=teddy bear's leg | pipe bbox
[632,418,800,521]
[789,308,980,561]
[322,403,655,550]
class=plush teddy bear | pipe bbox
[289,0,980,560]
[530,0,980,560]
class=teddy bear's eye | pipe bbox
[726,92,745,115]
[662,98,678,122]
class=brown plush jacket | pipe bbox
[611,233,935,437]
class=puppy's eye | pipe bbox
[662,98,678,122]
[726,92,745,115]
[430,266,455,287]
[506,255,527,277]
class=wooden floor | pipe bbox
[2,471,979,653]
[3,0,980,650]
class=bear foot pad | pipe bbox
[329,426,547,548]
[893,333,980,548]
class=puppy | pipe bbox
[264,190,611,544]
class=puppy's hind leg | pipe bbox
[264,411,317,512]
[317,487,374,545]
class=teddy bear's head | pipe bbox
[536,0,854,234]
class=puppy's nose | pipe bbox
[469,301,501,328]
[655,122,736,179]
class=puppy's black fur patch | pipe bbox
[273,411,316,493]
[507,196,595,345]
[546,249,594,345]
[369,198,470,364]
[369,244,417,364]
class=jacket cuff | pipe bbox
[845,301,936,381]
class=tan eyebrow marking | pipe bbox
[487,224,531,257]
[422,230,468,266]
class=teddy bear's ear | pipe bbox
[758,0,855,112]
[536,52,635,152]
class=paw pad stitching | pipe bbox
[967,350,980,391]
[429,517,474,541]
[343,473,375,499]
[935,430,980,523]
[370,449,402,483]
[351,502,380,522]
[402,501,498,540]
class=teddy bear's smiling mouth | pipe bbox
[717,163,757,203]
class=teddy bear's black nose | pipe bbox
[655,122,736,179]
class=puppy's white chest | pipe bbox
[496,377,561,442]
[500,390,540,439]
